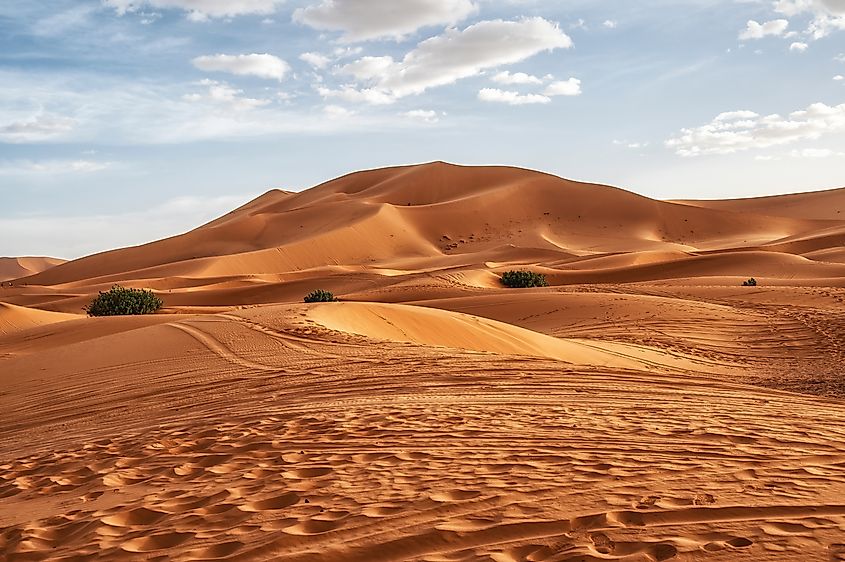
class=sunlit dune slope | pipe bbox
[306,301,713,371]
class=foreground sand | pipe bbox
[2,163,845,561]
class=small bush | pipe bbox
[742,278,758,287]
[304,289,337,303]
[501,270,548,288]
[85,285,163,316]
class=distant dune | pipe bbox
[8,162,845,313]
[2,163,844,561]
[0,256,65,281]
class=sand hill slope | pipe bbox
[0,256,65,281]
[17,162,841,288]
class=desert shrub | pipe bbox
[85,285,163,316]
[741,278,758,287]
[501,270,549,288]
[304,289,337,303]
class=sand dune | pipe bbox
[0,256,65,281]
[676,186,845,220]
[0,301,80,336]
[2,163,845,561]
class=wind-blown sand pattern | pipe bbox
[2,163,845,561]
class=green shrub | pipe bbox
[85,285,163,316]
[501,270,548,288]
[304,289,337,303]
[742,278,758,287]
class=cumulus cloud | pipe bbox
[666,101,845,156]
[603,19,618,28]
[0,114,76,143]
[293,0,478,42]
[789,41,809,51]
[491,71,544,85]
[543,78,581,97]
[776,0,845,16]
[478,88,550,105]
[300,52,332,69]
[402,109,440,123]
[323,104,355,118]
[613,140,649,149]
[739,19,789,39]
[774,0,845,38]
[183,79,271,110]
[104,0,284,21]
[338,18,572,101]
[191,54,289,81]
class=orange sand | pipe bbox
[1,163,844,561]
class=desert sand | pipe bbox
[1,162,844,561]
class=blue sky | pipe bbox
[2,0,844,258]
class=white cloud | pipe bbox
[0,70,424,145]
[739,19,789,39]
[666,101,845,156]
[316,85,396,105]
[789,147,841,157]
[603,19,617,29]
[191,53,289,81]
[183,79,271,110]
[104,0,284,21]
[478,88,550,105]
[834,74,845,80]
[789,41,809,51]
[491,71,543,85]
[836,53,845,62]
[614,140,649,149]
[300,52,332,69]
[774,0,845,38]
[323,104,355,118]
[543,78,582,96]
[0,114,76,143]
[339,18,572,100]
[402,109,440,123]
[293,0,478,42]
[0,160,111,175]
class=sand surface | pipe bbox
[2,163,844,561]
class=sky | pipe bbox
[1,0,845,259]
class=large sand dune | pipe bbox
[2,162,844,561]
